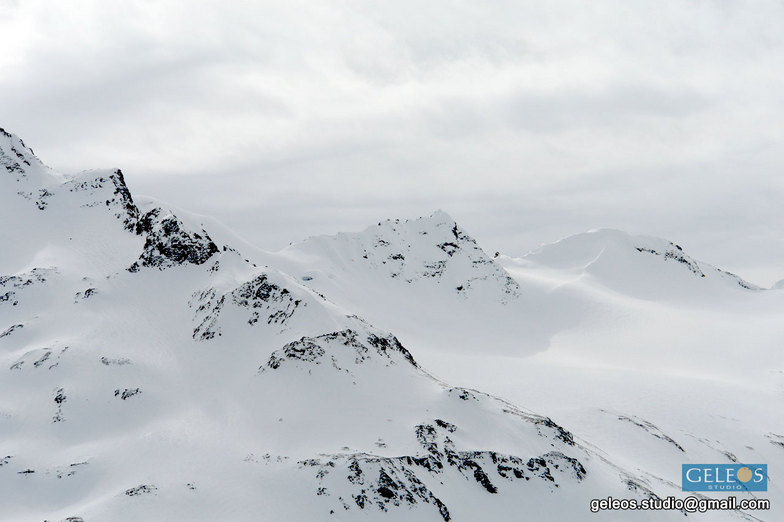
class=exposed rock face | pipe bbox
[232,274,303,326]
[2,127,141,234]
[125,484,157,496]
[190,271,308,341]
[0,127,42,182]
[634,241,760,289]
[53,387,66,423]
[378,214,521,300]
[65,169,140,230]
[261,329,417,373]
[635,245,705,277]
[612,412,685,452]
[9,345,68,371]
[0,323,24,338]
[302,454,452,521]
[100,356,132,366]
[410,419,584,489]
[3,126,219,276]
[254,325,591,519]
[0,268,55,308]
[114,388,142,400]
[301,419,586,521]
[129,208,219,272]
[189,287,225,340]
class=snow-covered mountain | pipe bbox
[1,127,781,521]
[264,212,552,358]
[276,210,520,301]
[506,228,761,296]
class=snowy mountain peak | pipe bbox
[516,228,760,292]
[0,127,57,186]
[64,168,140,229]
[422,208,456,226]
[0,127,38,165]
[280,210,520,303]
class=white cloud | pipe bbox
[1,0,783,284]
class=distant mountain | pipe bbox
[261,210,551,358]
[499,228,761,301]
[275,210,520,299]
[262,221,767,369]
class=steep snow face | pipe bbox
[0,129,221,280]
[0,127,58,187]
[62,169,141,231]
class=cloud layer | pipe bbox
[2,0,783,284]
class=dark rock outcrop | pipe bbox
[303,419,586,520]
[66,169,140,230]
[129,208,218,272]
[190,273,306,341]
[261,329,417,373]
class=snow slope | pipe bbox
[268,212,782,521]
[267,212,569,358]
[1,127,781,521]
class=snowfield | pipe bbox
[1,127,781,521]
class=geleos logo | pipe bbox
[682,464,767,492]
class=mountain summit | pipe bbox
[0,127,53,186]
[277,209,519,299]
[504,228,761,299]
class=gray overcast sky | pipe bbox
[1,0,783,285]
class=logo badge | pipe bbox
[682,464,767,492]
